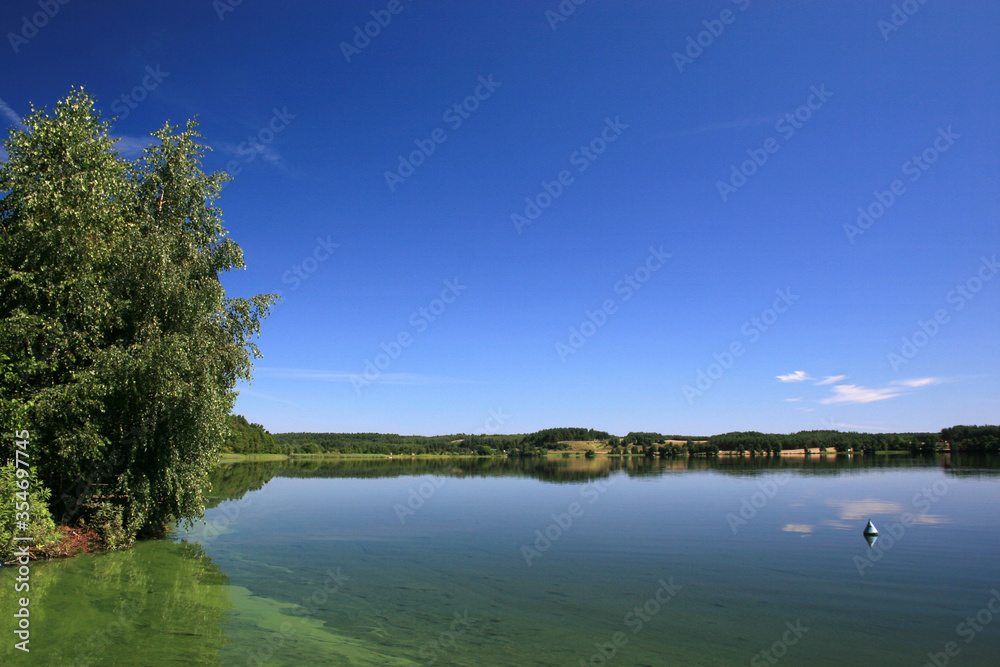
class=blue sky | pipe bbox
[2,1,997,436]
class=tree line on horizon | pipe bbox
[257,424,999,456]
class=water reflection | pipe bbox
[4,452,994,666]
[206,453,1000,505]
[864,519,879,548]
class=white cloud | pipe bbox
[892,377,942,388]
[114,135,157,158]
[818,377,942,405]
[0,97,27,163]
[783,397,802,402]
[819,419,892,431]
[819,384,901,405]
[815,375,847,385]
[0,96,26,130]
[217,140,287,172]
[777,371,812,383]
[237,389,300,407]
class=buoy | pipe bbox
[863,519,879,548]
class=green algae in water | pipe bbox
[0,540,230,666]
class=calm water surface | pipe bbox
[4,455,1000,666]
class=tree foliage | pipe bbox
[224,415,279,454]
[0,89,276,545]
[0,463,61,560]
[942,425,999,453]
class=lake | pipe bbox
[3,454,1000,666]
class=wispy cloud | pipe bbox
[819,417,892,431]
[217,140,287,172]
[114,135,157,158]
[0,96,27,162]
[257,367,472,386]
[819,384,901,405]
[818,377,942,405]
[892,377,942,388]
[783,397,802,402]
[0,97,26,130]
[237,389,300,407]
[777,370,812,383]
[815,375,846,385]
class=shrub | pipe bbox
[0,463,62,561]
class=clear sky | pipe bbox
[2,1,997,436]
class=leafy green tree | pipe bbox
[225,415,278,454]
[0,89,277,545]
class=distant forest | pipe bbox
[226,419,999,456]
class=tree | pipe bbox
[0,89,277,546]
[225,415,278,454]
